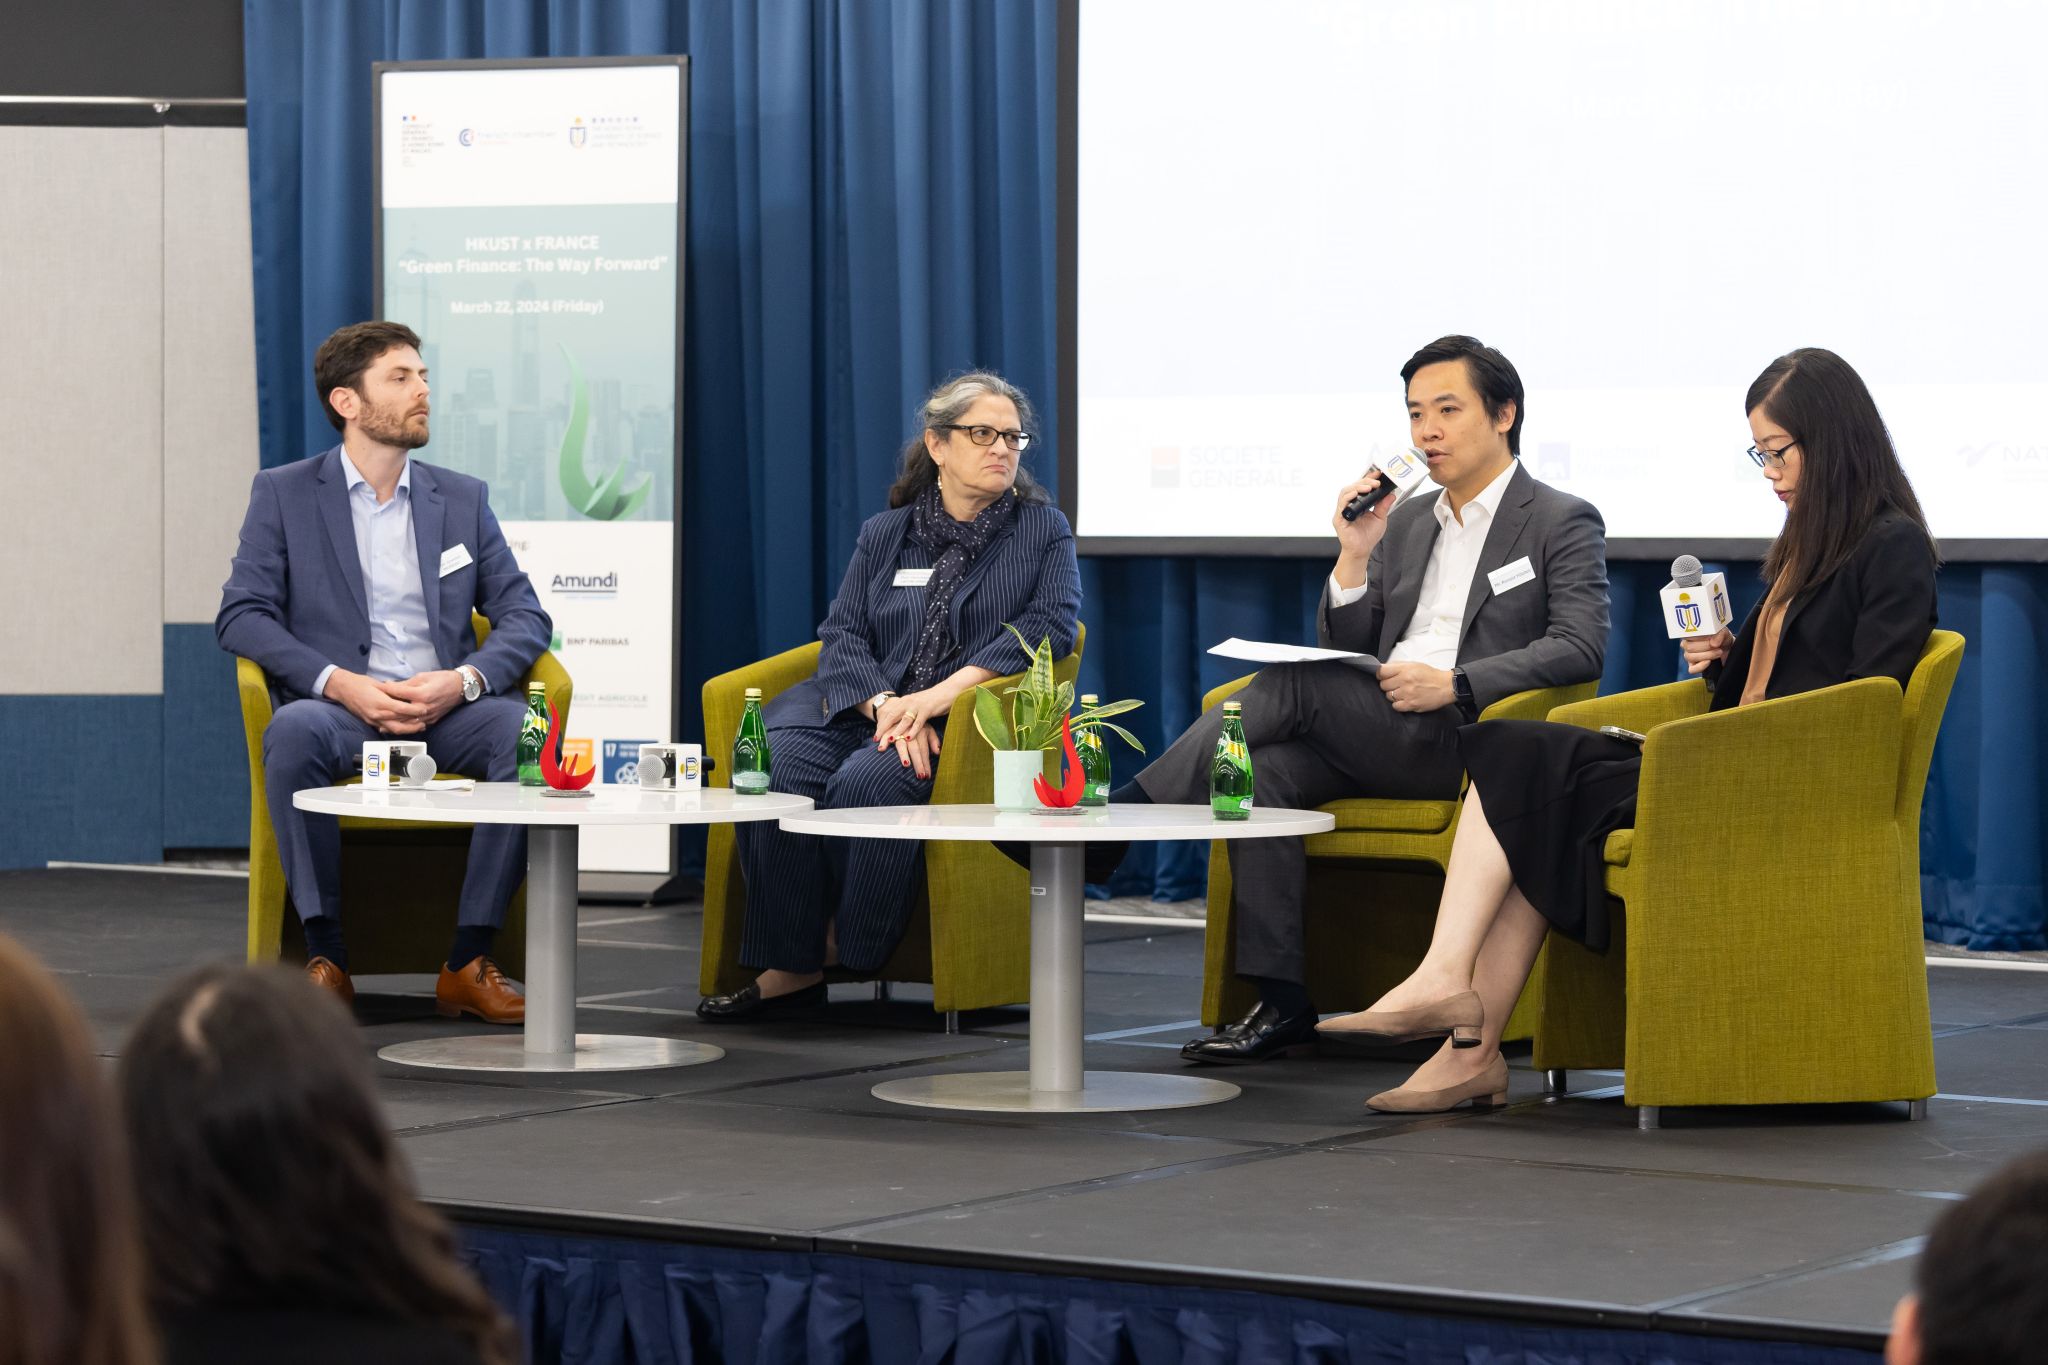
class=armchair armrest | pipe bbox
[1549,679,1710,737]
[1627,677,1903,910]
[1478,681,1598,723]
[701,642,825,790]
[1203,674,1257,713]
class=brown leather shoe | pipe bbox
[436,956,525,1024]
[305,956,355,1007]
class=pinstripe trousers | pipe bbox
[733,717,942,972]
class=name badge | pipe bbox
[1487,556,1535,595]
[439,544,474,578]
[893,568,933,588]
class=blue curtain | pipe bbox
[460,1224,1879,1364]
[244,0,2045,947]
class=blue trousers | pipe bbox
[262,695,527,928]
[733,718,938,972]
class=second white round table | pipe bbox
[776,802,1335,1112]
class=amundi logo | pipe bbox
[551,572,618,598]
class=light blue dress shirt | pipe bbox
[313,452,442,697]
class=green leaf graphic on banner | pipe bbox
[556,345,651,520]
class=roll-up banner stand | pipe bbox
[373,57,689,898]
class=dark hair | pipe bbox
[886,370,1051,509]
[0,934,156,1365]
[1400,335,1525,456]
[1912,1150,2048,1363]
[314,321,423,433]
[1744,348,1935,603]
[118,964,514,1365]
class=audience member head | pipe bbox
[0,934,156,1365]
[313,320,429,442]
[118,963,512,1365]
[1888,1149,2048,1365]
[1399,334,1525,458]
[889,370,1050,509]
[1745,347,1933,601]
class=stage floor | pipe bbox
[10,866,2047,1353]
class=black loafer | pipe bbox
[1180,1000,1320,1065]
[696,980,828,1022]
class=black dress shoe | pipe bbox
[696,980,828,1022]
[1179,1000,1320,1065]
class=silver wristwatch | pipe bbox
[458,666,484,703]
[868,690,896,712]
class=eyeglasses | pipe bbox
[933,424,1033,451]
[1746,441,1797,469]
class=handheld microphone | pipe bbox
[1659,554,1733,639]
[1340,447,1433,522]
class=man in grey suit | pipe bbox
[217,321,550,1023]
[1126,335,1610,1064]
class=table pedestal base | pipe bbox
[377,1034,723,1073]
[872,1070,1238,1112]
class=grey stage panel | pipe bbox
[1930,1025,2048,1101]
[1926,966,2048,1027]
[1351,1088,2040,1195]
[841,1145,1946,1328]
[398,1092,1254,1235]
[1661,1248,1920,1337]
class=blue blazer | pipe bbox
[216,446,551,702]
[770,499,1082,728]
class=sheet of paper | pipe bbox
[1208,638,1381,672]
[426,777,477,792]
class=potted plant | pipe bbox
[972,625,1145,811]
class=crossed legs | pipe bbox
[1329,781,1550,1092]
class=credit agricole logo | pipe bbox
[557,345,652,520]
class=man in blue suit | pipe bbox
[217,321,550,1022]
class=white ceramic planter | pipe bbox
[991,748,1053,812]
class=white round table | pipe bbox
[776,802,1335,1112]
[293,783,813,1073]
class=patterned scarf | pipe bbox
[903,481,1017,691]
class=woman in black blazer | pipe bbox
[1318,348,1939,1112]
[700,373,1082,1021]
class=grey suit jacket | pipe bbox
[1316,461,1608,710]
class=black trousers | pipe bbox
[1134,660,1464,987]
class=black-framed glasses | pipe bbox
[1746,441,1797,469]
[933,423,1033,451]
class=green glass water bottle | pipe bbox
[732,687,772,795]
[516,682,548,787]
[1210,700,1253,820]
[1076,693,1110,807]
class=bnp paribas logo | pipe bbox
[557,346,651,520]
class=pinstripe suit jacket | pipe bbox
[767,499,1083,729]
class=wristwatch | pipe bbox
[458,665,484,703]
[868,690,897,712]
[1450,666,1478,722]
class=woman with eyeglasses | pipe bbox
[700,372,1081,1021]
[1318,347,1938,1111]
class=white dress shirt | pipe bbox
[1327,459,1518,670]
[313,452,441,698]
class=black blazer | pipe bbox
[1707,511,1937,711]
[768,499,1082,728]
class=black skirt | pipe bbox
[1456,719,1645,952]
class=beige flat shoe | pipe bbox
[1366,1053,1511,1114]
[1316,990,1483,1047]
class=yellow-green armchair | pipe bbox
[700,626,1084,1018]
[1533,629,1964,1128]
[1198,677,1598,1036]
[235,613,572,979]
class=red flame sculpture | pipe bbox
[1032,715,1086,809]
[539,701,594,790]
